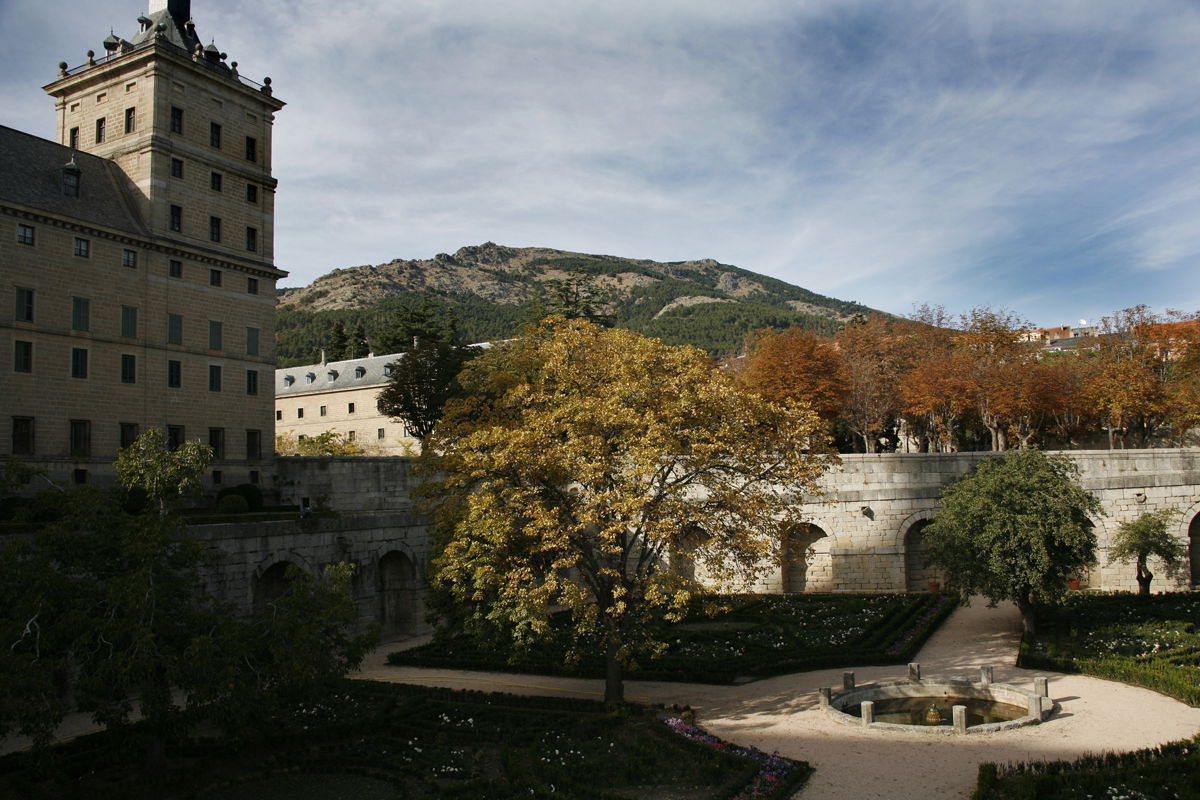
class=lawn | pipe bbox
[0,682,811,799]
[391,592,957,683]
[1019,592,1200,706]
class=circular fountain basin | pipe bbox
[824,678,1056,734]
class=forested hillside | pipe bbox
[275,243,874,366]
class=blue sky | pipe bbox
[3,0,1198,327]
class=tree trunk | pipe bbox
[863,433,876,454]
[1136,558,1153,596]
[1016,598,1037,637]
[603,631,624,707]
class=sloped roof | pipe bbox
[0,125,146,235]
[275,353,406,397]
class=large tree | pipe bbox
[923,448,1100,634]
[739,327,847,430]
[427,317,832,704]
[1107,509,1185,595]
[377,339,477,448]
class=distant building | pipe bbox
[275,353,420,455]
[2,0,285,488]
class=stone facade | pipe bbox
[2,1,284,489]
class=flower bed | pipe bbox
[662,717,812,799]
[1018,593,1200,706]
[390,592,958,683]
[973,735,1200,799]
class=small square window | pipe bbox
[348,430,356,442]
[275,409,282,421]
[69,419,91,457]
[120,354,136,383]
[319,405,327,417]
[124,107,136,134]
[95,117,106,144]
[169,259,183,278]
[247,277,259,295]
[209,320,223,351]
[245,136,257,162]
[71,296,90,331]
[167,425,184,449]
[74,237,90,257]
[71,348,88,379]
[210,171,222,191]
[122,249,137,268]
[72,469,88,485]
[170,205,182,232]
[246,184,258,203]
[377,428,385,440]
[121,305,138,338]
[208,364,222,392]
[15,287,34,322]
[170,106,183,134]
[16,224,34,245]
[246,369,258,395]
[245,226,257,252]
[209,216,221,243]
[246,326,260,356]
[170,158,183,178]
[14,341,32,373]
[167,313,183,345]
[348,402,356,414]
[208,427,225,459]
[297,408,304,419]
[167,359,182,388]
[209,268,222,287]
[210,121,222,148]
[211,469,222,485]
[69,127,79,148]
[246,430,262,462]
[62,170,80,197]
[119,422,139,449]
[12,417,34,456]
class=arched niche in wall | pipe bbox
[378,549,419,638]
[903,519,944,592]
[782,523,831,593]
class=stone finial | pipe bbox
[58,61,68,77]
[980,665,993,685]
[261,76,273,95]
[860,700,874,725]
[842,671,855,692]
[818,687,831,707]
[952,705,967,733]
[908,662,921,682]
[1034,676,1049,697]
[86,49,95,66]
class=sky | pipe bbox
[3,0,1199,327]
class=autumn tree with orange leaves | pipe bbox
[739,327,847,432]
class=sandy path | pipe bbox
[359,600,1200,799]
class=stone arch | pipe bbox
[668,525,707,583]
[1177,500,1200,588]
[251,552,313,614]
[782,523,832,593]
[377,549,420,637]
[903,519,944,592]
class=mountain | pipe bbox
[275,242,878,366]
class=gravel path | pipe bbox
[358,599,1200,799]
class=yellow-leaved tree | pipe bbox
[425,317,833,704]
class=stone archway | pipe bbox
[903,520,944,592]
[783,523,832,593]
[253,561,297,615]
[1190,512,1200,588]
[378,550,419,637]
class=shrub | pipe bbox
[217,494,249,514]
[217,483,264,512]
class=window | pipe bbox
[209,121,221,148]
[12,417,34,456]
[69,419,91,457]
[16,224,34,245]
[167,425,184,450]
[124,107,135,134]
[14,341,32,373]
[245,226,257,252]
[210,171,222,191]
[170,204,182,232]
[246,429,262,461]
[170,106,183,134]
[122,249,137,268]
[74,237,90,257]
[120,354,136,383]
[209,268,222,287]
[208,365,222,392]
[72,469,88,485]
[167,359,182,388]
[209,216,221,243]
[170,158,183,178]
[245,136,257,162]
[71,296,90,331]
[275,409,282,421]
[246,326,259,355]
[15,287,34,322]
[69,127,79,148]
[208,427,225,459]
[95,117,106,143]
[377,428,385,440]
[211,470,222,485]
[71,348,88,378]
[354,366,366,378]
[246,369,258,395]
[297,408,304,419]
[62,169,80,197]
[169,259,182,278]
[247,277,259,295]
[208,320,223,350]
[319,405,327,416]
[246,184,258,203]
[348,402,356,413]
[348,430,356,442]
[120,305,138,338]
[249,470,259,485]
[119,422,139,449]
[167,313,183,345]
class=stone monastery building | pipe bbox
[1,0,284,489]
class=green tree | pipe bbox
[114,427,212,514]
[377,339,477,448]
[347,322,370,359]
[427,317,832,705]
[275,430,367,456]
[327,320,349,361]
[923,448,1101,634]
[1107,509,1185,595]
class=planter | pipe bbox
[928,581,941,593]
[1067,579,1081,591]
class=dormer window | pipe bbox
[305,372,316,384]
[383,365,394,376]
[354,366,366,378]
[62,159,81,197]
[283,375,295,386]
[327,370,339,381]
